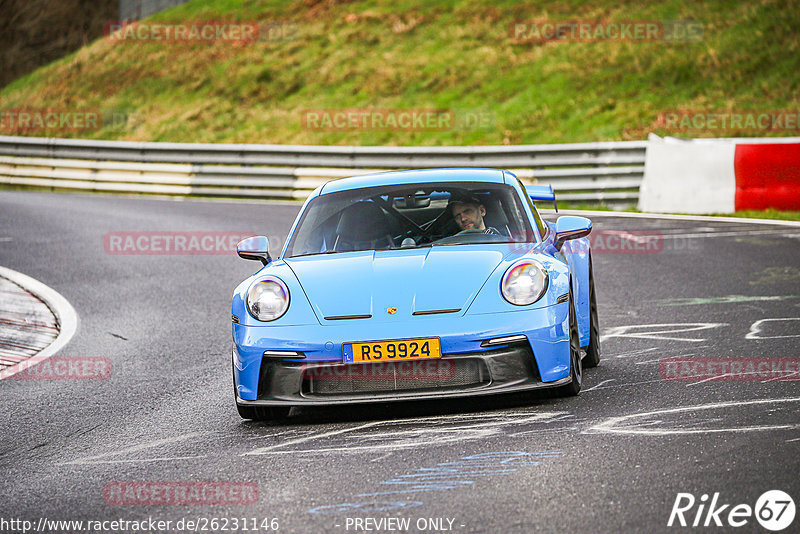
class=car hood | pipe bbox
[285,245,525,322]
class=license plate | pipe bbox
[343,337,441,364]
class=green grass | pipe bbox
[1,0,798,144]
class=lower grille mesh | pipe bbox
[302,358,489,396]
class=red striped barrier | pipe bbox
[734,143,800,211]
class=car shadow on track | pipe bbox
[239,389,577,427]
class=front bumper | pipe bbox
[235,343,572,407]
[233,302,571,404]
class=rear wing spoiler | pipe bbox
[525,184,558,212]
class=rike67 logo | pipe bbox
[668,490,795,531]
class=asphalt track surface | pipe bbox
[1,190,799,534]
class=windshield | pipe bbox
[284,182,536,258]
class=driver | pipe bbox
[448,193,499,235]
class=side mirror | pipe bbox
[554,216,592,250]
[237,236,271,265]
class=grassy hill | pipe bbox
[0,0,798,145]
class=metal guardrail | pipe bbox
[0,135,647,203]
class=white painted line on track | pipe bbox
[634,359,663,365]
[685,374,732,386]
[583,379,616,392]
[588,397,800,436]
[582,377,672,392]
[762,371,799,383]
[601,323,727,343]
[597,227,798,240]
[659,229,799,239]
[0,266,79,380]
[245,411,569,455]
[247,429,317,440]
[60,432,205,465]
[71,455,208,464]
[245,421,385,455]
[611,347,660,359]
[746,318,800,340]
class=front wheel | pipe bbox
[555,291,582,397]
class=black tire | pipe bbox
[583,258,601,368]
[233,362,291,421]
[555,290,582,397]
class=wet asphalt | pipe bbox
[1,190,799,534]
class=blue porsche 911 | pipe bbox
[231,168,600,420]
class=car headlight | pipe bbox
[246,277,290,321]
[501,260,548,306]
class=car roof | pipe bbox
[318,168,509,195]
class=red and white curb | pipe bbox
[0,266,79,380]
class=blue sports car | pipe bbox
[232,168,600,420]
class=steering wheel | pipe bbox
[456,227,500,236]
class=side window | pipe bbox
[519,179,548,238]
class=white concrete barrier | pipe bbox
[638,135,736,213]
[639,135,800,214]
